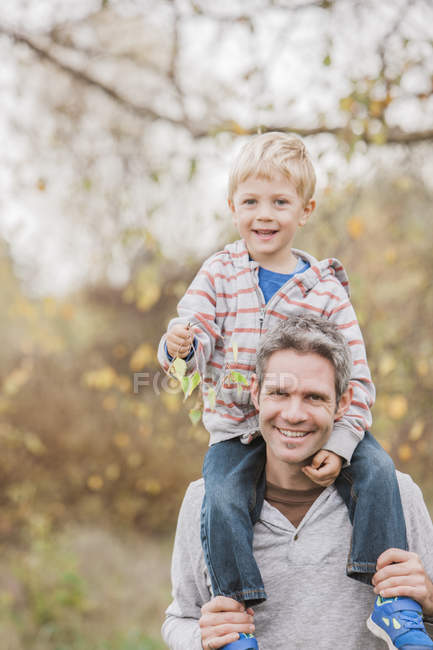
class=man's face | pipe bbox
[251,349,350,470]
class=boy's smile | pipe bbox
[229,173,315,273]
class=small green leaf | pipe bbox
[181,376,190,397]
[183,371,201,399]
[230,371,249,386]
[208,386,216,410]
[189,408,202,425]
[172,357,187,381]
[323,54,331,66]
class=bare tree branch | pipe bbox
[2,27,432,146]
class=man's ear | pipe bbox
[335,384,353,421]
[250,374,260,411]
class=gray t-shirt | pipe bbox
[162,472,433,650]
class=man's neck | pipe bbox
[265,460,319,491]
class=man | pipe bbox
[162,315,433,650]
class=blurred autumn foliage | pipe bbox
[0,172,432,552]
[0,237,208,543]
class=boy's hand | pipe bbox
[199,596,255,649]
[302,450,343,487]
[166,323,194,359]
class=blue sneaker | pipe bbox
[222,633,259,650]
[367,595,433,648]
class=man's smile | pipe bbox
[276,427,311,439]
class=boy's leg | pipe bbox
[201,436,267,608]
[335,431,407,585]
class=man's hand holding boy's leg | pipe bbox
[199,596,255,649]
[373,548,433,618]
[302,450,343,487]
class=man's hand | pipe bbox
[372,548,433,617]
[199,596,255,649]
[166,323,194,359]
[302,450,343,487]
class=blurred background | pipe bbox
[0,0,432,648]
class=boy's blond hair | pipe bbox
[228,132,316,205]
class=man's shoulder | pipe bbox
[396,470,420,494]
[396,470,429,514]
[182,478,205,511]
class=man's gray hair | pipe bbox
[256,314,352,403]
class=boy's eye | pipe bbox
[244,198,256,205]
[275,199,288,206]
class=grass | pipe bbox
[0,519,171,650]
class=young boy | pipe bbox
[158,133,432,650]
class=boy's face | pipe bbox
[229,172,315,272]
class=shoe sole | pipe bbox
[367,615,395,649]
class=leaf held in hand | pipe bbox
[230,371,248,386]
[182,371,201,399]
[171,357,187,381]
[207,386,216,410]
[189,408,202,425]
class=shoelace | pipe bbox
[398,610,425,631]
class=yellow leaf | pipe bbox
[3,364,32,396]
[116,375,131,393]
[105,464,120,481]
[379,354,396,377]
[129,343,155,371]
[136,478,161,495]
[387,395,408,420]
[24,432,46,456]
[87,475,104,491]
[136,284,161,311]
[83,366,117,390]
[346,216,365,240]
[127,452,142,468]
[43,297,57,317]
[113,432,130,448]
[397,444,412,462]
[416,359,429,377]
[384,247,397,264]
[409,420,424,442]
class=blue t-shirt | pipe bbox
[258,257,310,304]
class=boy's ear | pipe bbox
[228,199,238,227]
[250,374,260,411]
[335,384,353,421]
[299,199,315,226]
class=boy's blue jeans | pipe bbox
[200,432,407,607]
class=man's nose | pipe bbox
[280,397,306,422]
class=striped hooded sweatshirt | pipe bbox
[158,239,375,462]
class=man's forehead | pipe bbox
[261,349,336,394]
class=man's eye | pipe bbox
[309,394,323,402]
